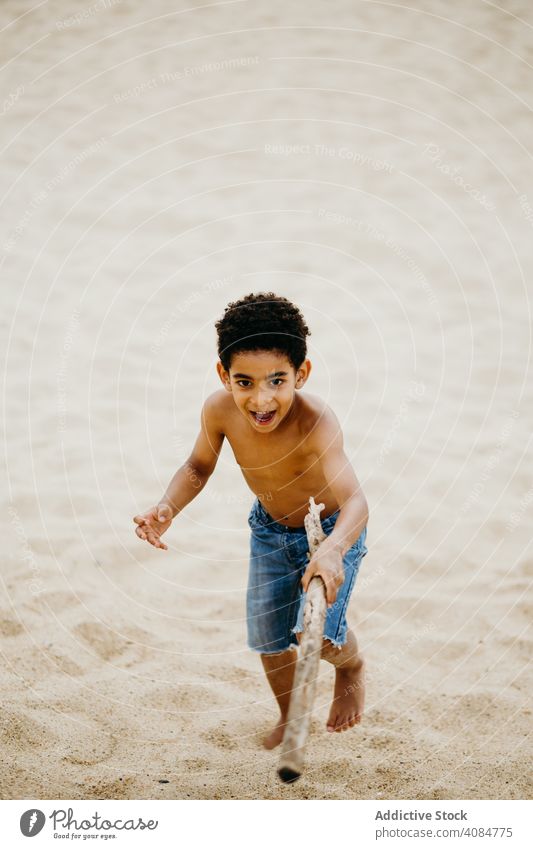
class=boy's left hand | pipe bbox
[301,545,344,606]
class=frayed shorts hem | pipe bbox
[247,642,298,655]
[291,625,346,649]
[247,629,346,655]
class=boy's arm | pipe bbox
[301,410,368,603]
[133,394,225,548]
[158,393,225,518]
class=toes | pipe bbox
[326,718,337,733]
[333,716,360,732]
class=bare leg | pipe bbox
[321,628,365,732]
[260,629,364,746]
[260,647,298,749]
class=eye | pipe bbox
[270,378,285,386]
[236,380,252,387]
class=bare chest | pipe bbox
[225,421,314,484]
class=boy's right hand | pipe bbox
[133,504,173,550]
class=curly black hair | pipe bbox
[215,292,311,370]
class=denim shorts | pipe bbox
[247,498,368,654]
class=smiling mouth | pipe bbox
[250,410,276,425]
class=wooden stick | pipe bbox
[278,496,327,783]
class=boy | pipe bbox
[133,293,369,749]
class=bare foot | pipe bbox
[326,658,365,733]
[263,716,288,749]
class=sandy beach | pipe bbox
[1,0,532,799]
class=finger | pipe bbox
[135,526,147,540]
[326,582,337,606]
[301,568,313,592]
[135,516,152,529]
[150,534,167,551]
[133,515,145,525]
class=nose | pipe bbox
[253,387,273,409]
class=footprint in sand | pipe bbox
[1,710,53,749]
[182,757,210,770]
[201,728,237,750]
[141,685,219,713]
[5,645,84,683]
[59,712,117,766]
[368,732,401,750]
[0,617,24,637]
[41,648,84,678]
[73,622,130,661]
[85,776,137,799]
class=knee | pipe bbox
[321,638,343,661]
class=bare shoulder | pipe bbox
[298,393,342,449]
[202,389,234,434]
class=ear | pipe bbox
[295,358,312,389]
[216,360,232,392]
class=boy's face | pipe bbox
[217,350,311,432]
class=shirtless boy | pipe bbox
[133,292,369,749]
